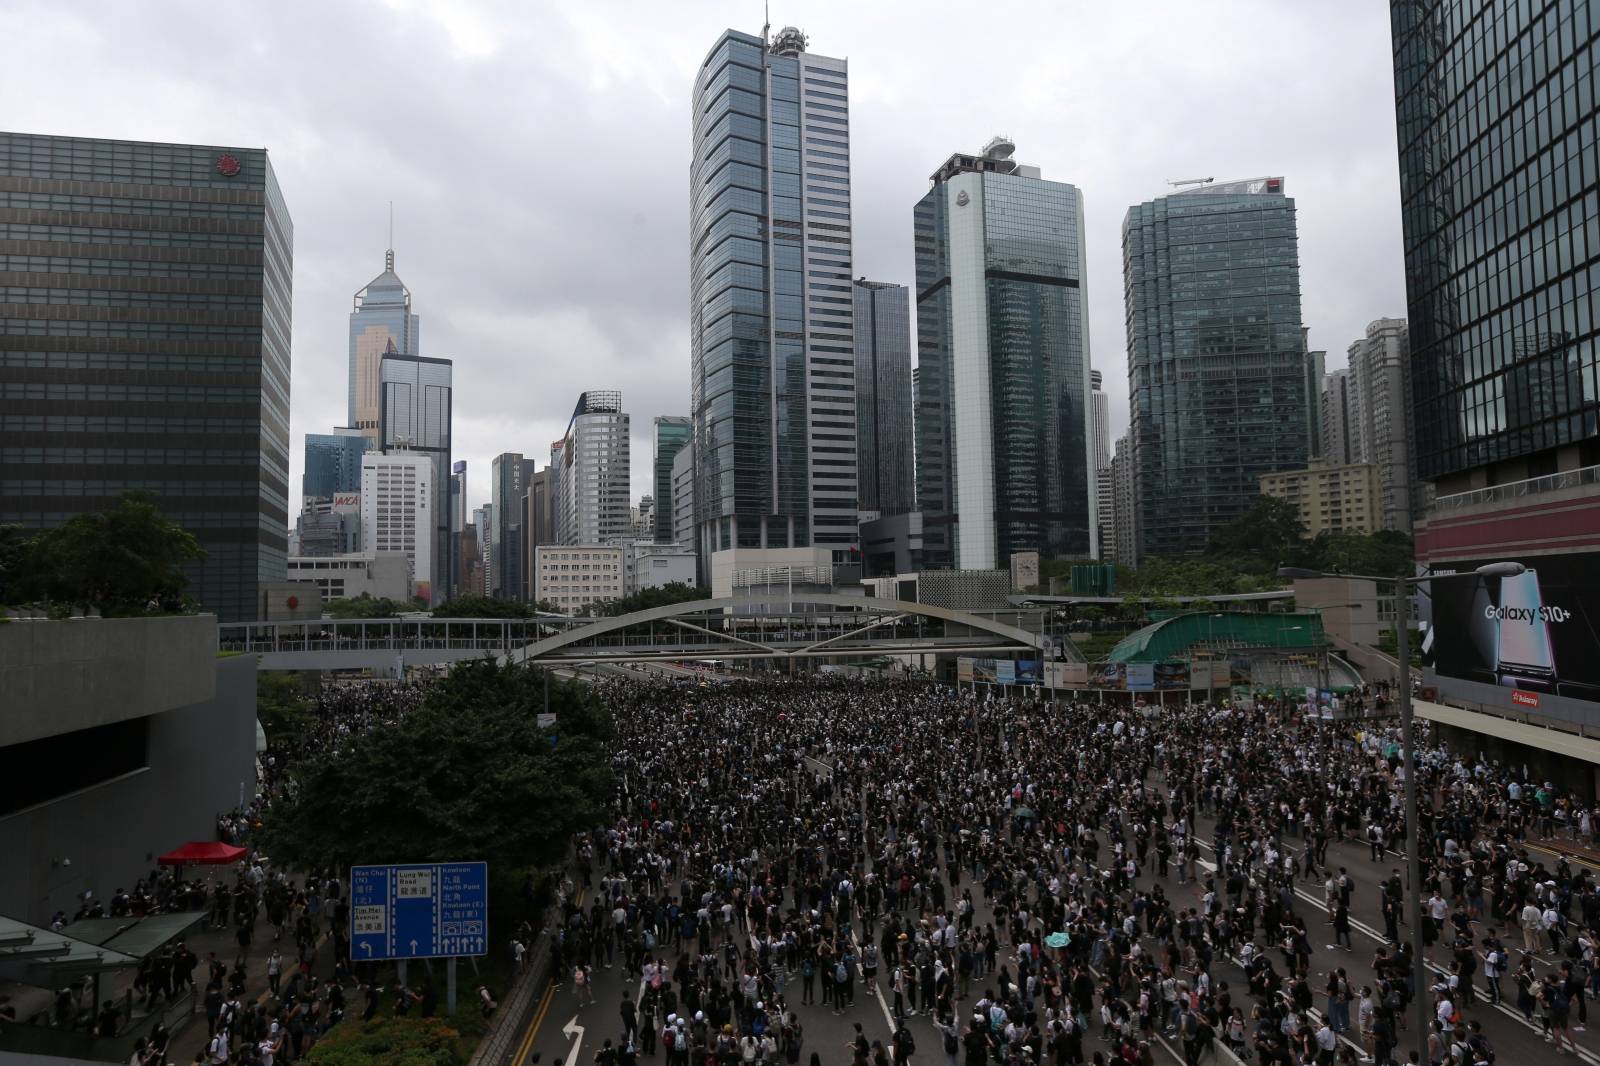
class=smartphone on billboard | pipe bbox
[1494,569,1558,692]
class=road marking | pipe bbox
[511,979,556,1066]
[1190,835,1600,1066]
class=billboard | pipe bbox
[1045,662,1089,688]
[995,661,1016,685]
[972,658,999,684]
[1092,662,1127,689]
[1154,662,1190,690]
[1126,663,1155,692]
[957,657,975,683]
[1015,660,1041,684]
[1424,553,1600,705]
[332,492,360,512]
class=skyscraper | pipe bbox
[1320,368,1362,466]
[0,133,292,622]
[349,249,419,446]
[489,453,534,599]
[690,26,858,567]
[1111,434,1138,565]
[1347,317,1415,532]
[1124,177,1307,561]
[853,279,914,517]
[303,428,371,500]
[557,390,630,546]
[359,452,432,602]
[652,416,692,543]
[914,137,1093,569]
[1090,371,1114,560]
[378,348,452,601]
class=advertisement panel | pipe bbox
[1212,662,1233,687]
[957,657,974,683]
[1424,553,1600,704]
[995,661,1016,685]
[972,658,998,684]
[1125,663,1155,692]
[1062,662,1089,687]
[1154,662,1190,690]
[1015,660,1042,684]
[1092,662,1126,690]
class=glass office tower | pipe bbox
[303,428,370,500]
[689,26,858,563]
[914,138,1093,569]
[379,349,452,603]
[853,279,914,517]
[0,133,293,621]
[1392,0,1600,490]
[652,415,692,544]
[1124,177,1307,562]
[349,249,419,447]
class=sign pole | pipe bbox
[447,956,457,1014]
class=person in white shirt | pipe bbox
[1522,901,1545,953]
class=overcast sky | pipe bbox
[2,0,1405,518]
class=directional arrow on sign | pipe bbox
[359,942,372,956]
[410,939,419,954]
[562,1016,585,1066]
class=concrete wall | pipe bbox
[0,615,216,747]
[0,654,257,925]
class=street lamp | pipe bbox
[1278,561,1525,1060]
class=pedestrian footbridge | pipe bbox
[220,595,1069,671]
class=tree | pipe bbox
[430,595,534,619]
[600,581,706,617]
[1304,529,1414,578]
[256,672,313,746]
[18,491,203,614]
[0,524,30,606]
[305,1017,461,1066]
[323,594,410,619]
[1205,495,1307,570]
[259,659,613,874]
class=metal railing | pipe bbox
[1431,462,1600,512]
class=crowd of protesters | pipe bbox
[539,674,1600,1066]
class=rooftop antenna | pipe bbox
[1166,176,1214,189]
[386,202,394,271]
[762,0,770,47]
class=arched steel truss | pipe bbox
[502,594,1057,665]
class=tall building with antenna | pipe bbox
[349,238,420,447]
[689,24,859,588]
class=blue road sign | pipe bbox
[349,861,488,961]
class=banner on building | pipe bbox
[1125,662,1155,692]
[994,660,1016,685]
[957,657,974,683]
[1154,662,1190,690]
[1015,659,1042,684]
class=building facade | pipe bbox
[557,390,630,547]
[624,542,697,595]
[853,278,913,517]
[358,451,431,603]
[1124,177,1308,561]
[0,134,294,622]
[471,504,491,595]
[652,415,692,544]
[1347,317,1416,532]
[489,453,534,599]
[348,249,418,446]
[1320,368,1362,466]
[690,26,859,566]
[379,350,452,600]
[303,428,370,500]
[1089,370,1114,560]
[1259,459,1381,538]
[1110,434,1138,565]
[914,137,1094,569]
[671,443,697,554]
[286,551,411,602]
[533,544,624,612]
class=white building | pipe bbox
[625,542,697,596]
[1347,318,1416,533]
[287,552,413,603]
[557,391,631,546]
[1090,370,1114,560]
[534,544,625,612]
[671,444,697,560]
[360,451,433,603]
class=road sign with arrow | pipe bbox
[350,861,488,960]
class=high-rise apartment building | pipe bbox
[348,249,419,446]
[450,460,467,536]
[0,133,293,622]
[556,391,630,547]
[521,465,556,601]
[1110,434,1137,565]
[471,504,491,595]
[1321,368,1362,467]
[652,416,692,543]
[671,443,697,557]
[1089,371,1114,561]
[1259,460,1381,538]
[853,279,913,517]
[914,137,1093,569]
[690,26,858,568]
[489,453,534,599]
[379,349,452,601]
[303,428,370,500]
[1124,177,1308,561]
[359,451,432,602]
[1345,318,1416,532]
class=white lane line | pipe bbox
[1191,835,1600,1066]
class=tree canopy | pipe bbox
[430,595,536,619]
[599,581,706,617]
[259,659,613,873]
[322,594,415,619]
[2,491,203,614]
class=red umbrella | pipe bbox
[157,841,247,866]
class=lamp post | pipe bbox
[1279,561,1524,1061]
